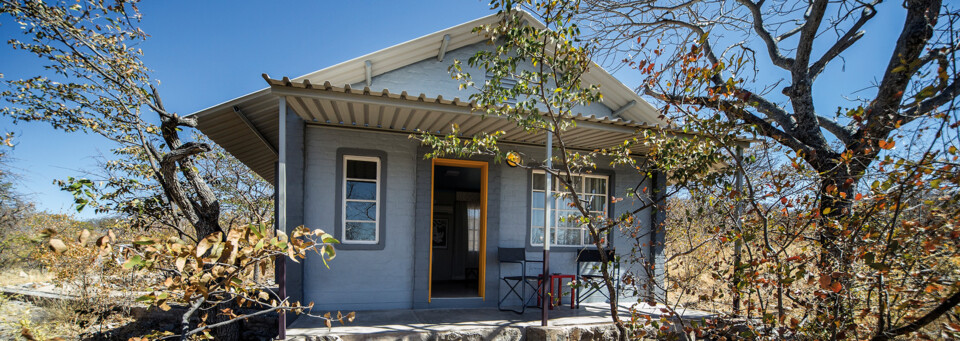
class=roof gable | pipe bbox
[189,10,662,125]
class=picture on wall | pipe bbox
[433,218,448,248]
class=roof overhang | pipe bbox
[193,90,280,183]
[193,77,749,185]
[268,76,662,146]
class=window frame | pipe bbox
[529,170,610,248]
[341,155,381,244]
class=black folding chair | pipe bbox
[575,248,619,308]
[497,247,543,314]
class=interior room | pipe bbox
[431,165,483,298]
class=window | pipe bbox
[467,202,481,252]
[342,155,380,243]
[531,171,608,247]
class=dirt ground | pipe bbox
[0,295,78,340]
[0,267,278,341]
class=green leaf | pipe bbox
[122,255,145,269]
[133,237,156,245]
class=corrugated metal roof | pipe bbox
[265,76,663,154]
[266,76,668,131]
[193,92,279,183]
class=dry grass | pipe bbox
[0,293,83,340]
[0,268,53,287]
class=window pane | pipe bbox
[467,204,481,252]
[557,196,572,210]
[556,228,580,246]
[532,173,545,191]
[555,228,569,245]
[531,208,544,227]
[346,201,377,221]
[585,177,606,194]
[556,212,578,227]
[569,228,582,245]
[531,227,545,245]
[346,180,376,200]
[557,177,573,192]
[532,192,545,209]
[345,222,376,241]
[582,229,593,245]
[346,160,378,179]
[588,195,606,212]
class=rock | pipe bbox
[525,324,620,341]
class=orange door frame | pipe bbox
[428,158,489,302]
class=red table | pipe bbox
[537,273,576,309]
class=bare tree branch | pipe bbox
[735,0,796,69]
[872,289,960,341]
[809,1,879,80]
[817,115,855,145]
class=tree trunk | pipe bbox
[815,163,858,338]
[209,301,241,340]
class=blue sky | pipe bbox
[0,1,494,218]
[0,1,909,219]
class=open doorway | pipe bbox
[430,161,486,299]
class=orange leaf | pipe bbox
[831,282,842,293]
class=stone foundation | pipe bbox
[294,324,622,341]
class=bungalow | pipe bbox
[187,11,669,320]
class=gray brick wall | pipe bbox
[296,124,657,311]
[302,126,419,311]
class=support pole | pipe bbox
[277,97,288,339]
[542,130,552,327]
[649,169,667,301]
[732,147,744,316]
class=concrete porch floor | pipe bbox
[286,302,714,340]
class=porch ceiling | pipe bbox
[265,76,663,154]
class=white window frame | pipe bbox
[342,155,381,244]
[530,171,609,247]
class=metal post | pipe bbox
[277,97,288,339]
[542,131,552,326]
[732,146,743,316]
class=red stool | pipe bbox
[536,273,576,309]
